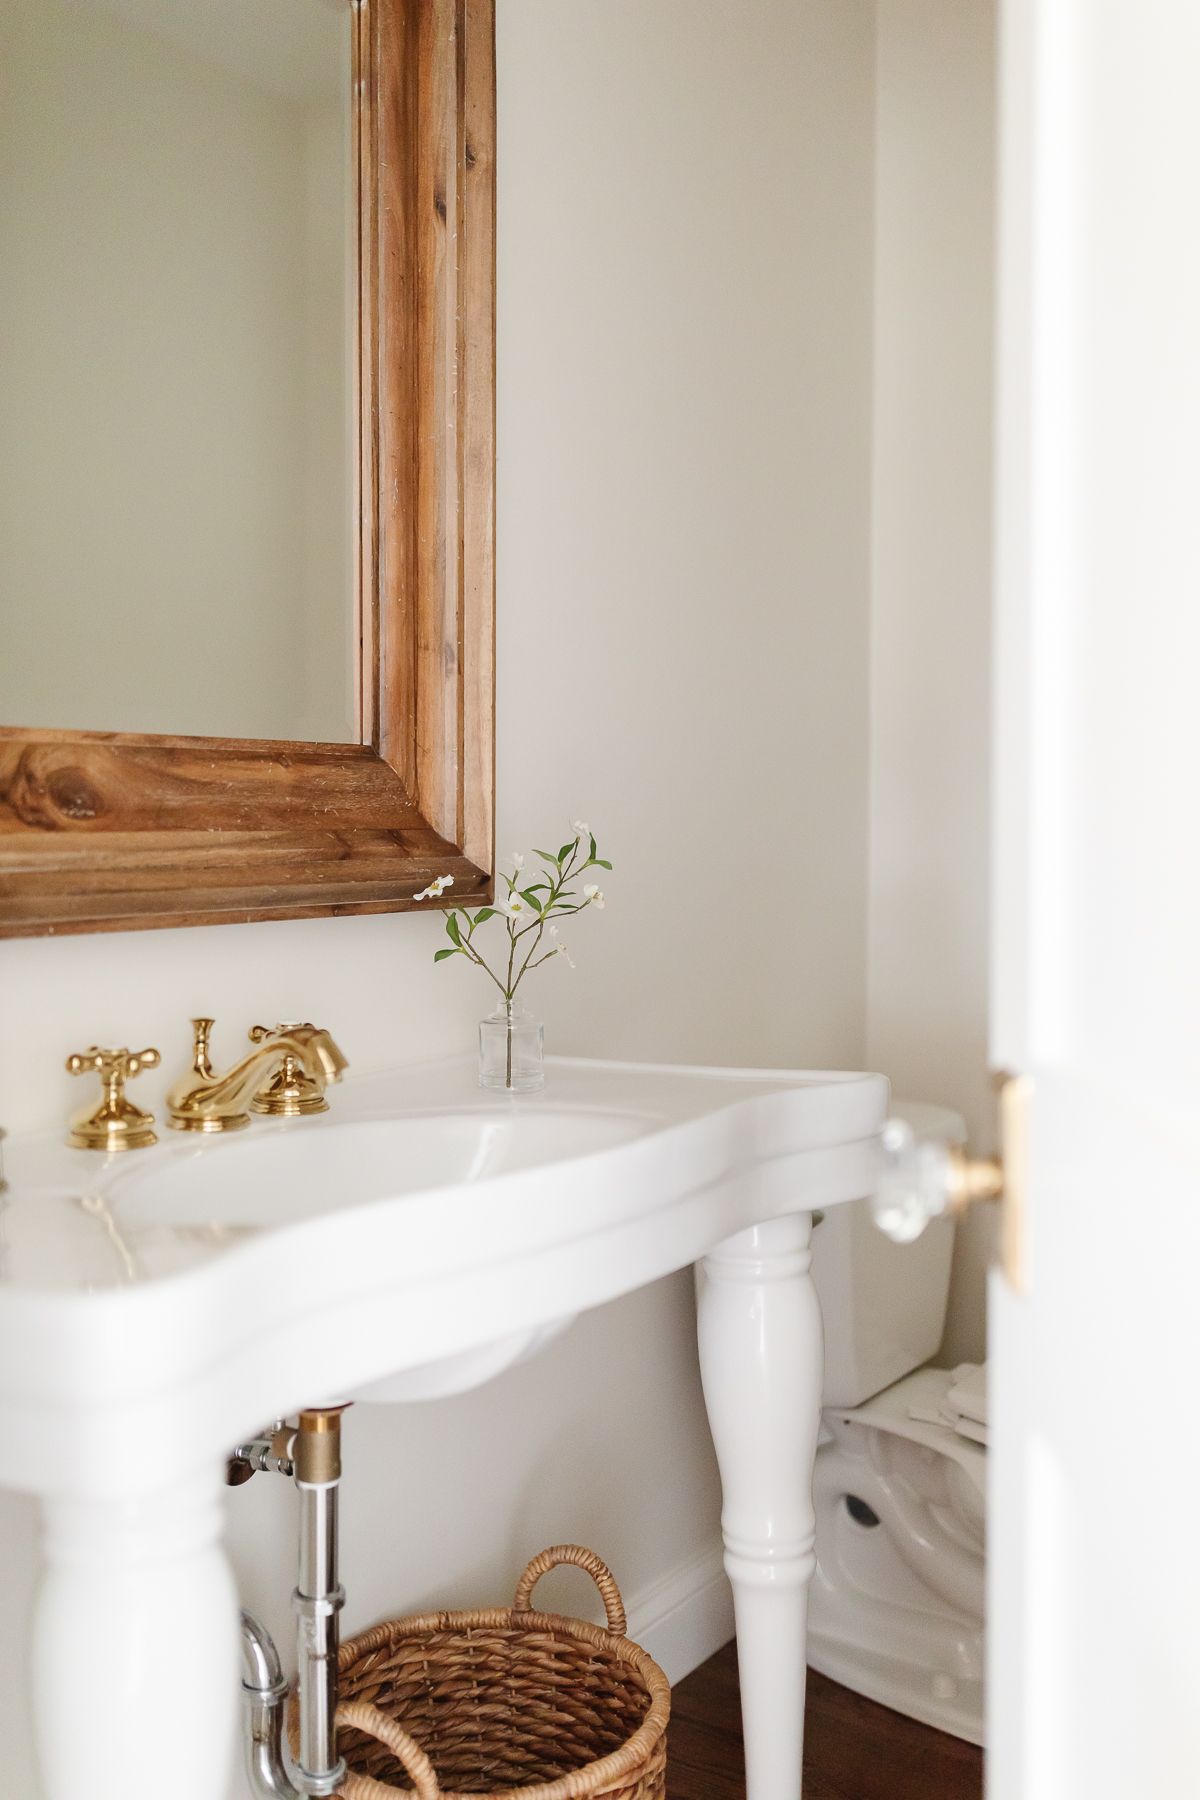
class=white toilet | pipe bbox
[808,1101,986,1745]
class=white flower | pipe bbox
[583,883,606,909]
[555,943,576,968]
[415,874,455,900]
[572,819,591,839]
[511,852,525,870]
[548,923,559,937]
[500,891,526,920]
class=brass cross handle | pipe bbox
[247,1024,331,1116]
[65,1045,161,1152]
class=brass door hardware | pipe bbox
[944,1074,1029,1292]
[167,1017,348,1133]
[248,1024,332,1116]
[65,1045,161,1152]
[872,1074,1031,1293]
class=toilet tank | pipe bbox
[811,1101,966,1408]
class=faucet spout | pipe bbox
[167,1021,347,1133]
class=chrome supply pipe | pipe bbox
[292,1409,348,1798]
[235,1407,348,1800]
[240,1610,300,1800]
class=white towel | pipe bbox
[908,1362,989,1448]
[945,1362,988,1428]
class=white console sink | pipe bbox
[0,1053,887,1800]
[0,1056,885,1406]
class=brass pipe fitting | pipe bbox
[294,1408,345,1487]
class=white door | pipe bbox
[989,2,1200,1796]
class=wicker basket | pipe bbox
[291,1545,670,1800]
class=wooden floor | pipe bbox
[669,1643,983,1800]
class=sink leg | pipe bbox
[698,1213,823,1800]
[32,1469,238,1800]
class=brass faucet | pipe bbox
[167,1018,348,1134]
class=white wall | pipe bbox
[866,0,997,1366]
[0,3,876,1792]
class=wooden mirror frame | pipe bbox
[0,0,494,938]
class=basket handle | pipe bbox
[513,1544,627,1636]
[336,1701,442,1800]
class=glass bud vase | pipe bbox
[479,1000,544,1093]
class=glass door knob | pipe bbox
[870,1116,1004,1244]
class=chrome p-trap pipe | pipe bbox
[240,1610,299,1800]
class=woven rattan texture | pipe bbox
[292,1548,671,1800]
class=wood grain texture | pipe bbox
[669,1644,983,1800]
[354,0,380,749]
[373,0,417,788]
[458,0,497,873]
[0,0,496,939]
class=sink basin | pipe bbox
[95,1105,657,1397]
[107,1111,648,1232]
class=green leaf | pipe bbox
[591,859,613,870]
[434,947,458,962]
[533,848,561,865]
[557,842,575,862]
[446,913,462,947]
[588,834,598,861]
[519,888,544,911]
[473,907,497,925]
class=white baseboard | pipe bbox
[623,1540,734,1684]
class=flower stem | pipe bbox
[459,928,506,995]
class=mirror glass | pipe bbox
[0,0,357,743]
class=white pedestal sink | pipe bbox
[0,1054,887,1800]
